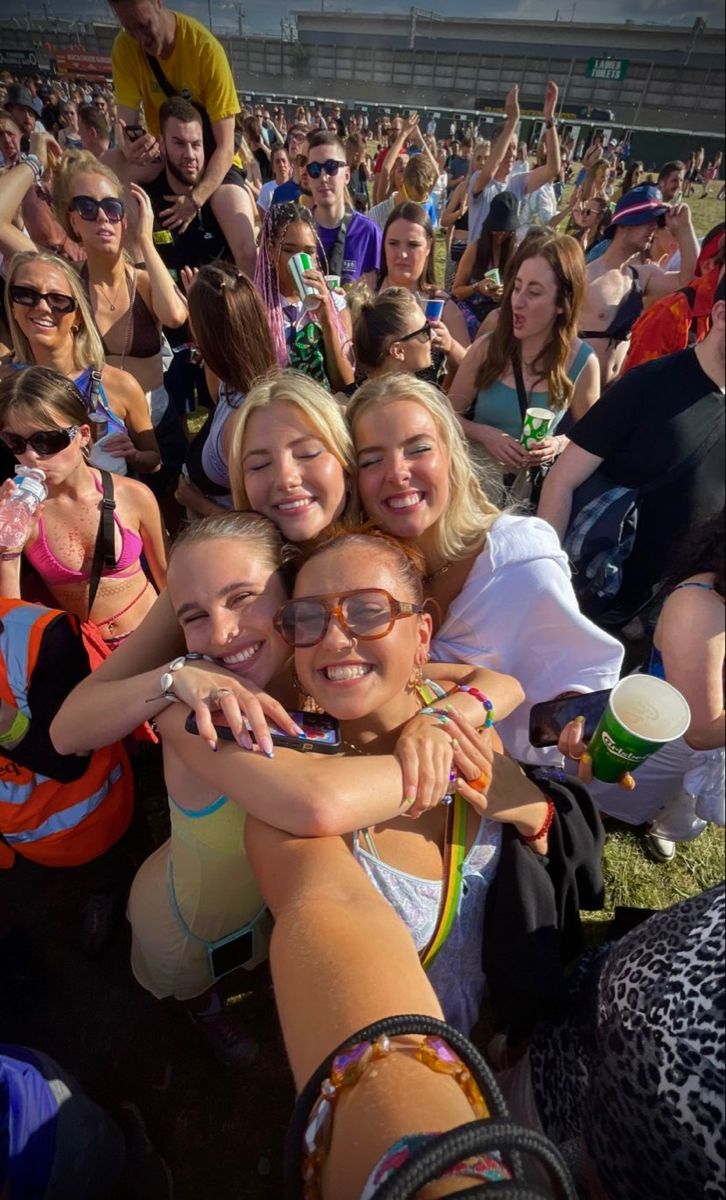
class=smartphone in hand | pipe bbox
[529,689,611,748]
[185,709,342,753]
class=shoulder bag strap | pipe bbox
[145,53,178,99]
[420,793,468,971]
[87,470,117,621]
[326,206,354,277]
[511,354,529,423]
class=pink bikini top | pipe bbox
[25,473,144,588]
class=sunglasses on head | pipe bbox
[9,284,77,315]
[0,425,79,457]
[274,589,425,648]
[396,322,433,345]
[306,159,346,179]
[68,195,125,223]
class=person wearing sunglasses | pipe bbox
[0,135,181,484]
[0,250,160,480]
[350,286,434,387]
[306,129,381,286]
[53,512,530,1043]
[0,365,166,652]
[363,202,470,387]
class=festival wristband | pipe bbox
[0,709,30,747]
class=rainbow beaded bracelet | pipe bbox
[455,685,495,727]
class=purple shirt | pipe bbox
[316,211,381,284]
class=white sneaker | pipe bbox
[643,827,676,862]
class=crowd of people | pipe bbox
[0,3,724,1197]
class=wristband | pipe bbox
[520,798,555,844]
[455,685,495,728]
[19,153,44,182]
[0,709,30,747]
[0,552,22,561]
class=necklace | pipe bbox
[95,270,127,313]
[423,560,452,585]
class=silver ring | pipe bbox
[210,688,232,705]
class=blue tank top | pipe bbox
[472,340,593,438]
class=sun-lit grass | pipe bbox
[586,820,725,928]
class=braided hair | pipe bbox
[254,202,350,368]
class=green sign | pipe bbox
[586,57,629,82]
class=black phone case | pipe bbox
[184,710,341,753]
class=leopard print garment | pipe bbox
[531,884,725,1200]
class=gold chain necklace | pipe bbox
[423,560,452,585]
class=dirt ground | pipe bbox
[0,744,294,1200]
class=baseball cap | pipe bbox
[485,191,521,233]
[4,84,36,114]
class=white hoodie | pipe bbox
[432,513,624,765]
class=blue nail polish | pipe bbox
[264,748,275,760]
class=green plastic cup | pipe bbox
[588,675,691,783]
[520,407,555,448]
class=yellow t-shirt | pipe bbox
[112,11,240,139]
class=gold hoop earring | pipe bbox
[71,325,80,335]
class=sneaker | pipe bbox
[643,827,676,863]
[188,1007,259,1069]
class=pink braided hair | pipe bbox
[254,203,350,369]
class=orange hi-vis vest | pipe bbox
[0,599,133,869]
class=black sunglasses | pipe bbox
[68,195,125,223]
[9,284,77,315]
[306,159,346,179]
[396,322,433,345]
[0,425,79,457]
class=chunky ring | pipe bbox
[448,769,457,786]
[467,771,490,794]
[210,688,233,705]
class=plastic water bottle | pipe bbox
[0,468,47,552]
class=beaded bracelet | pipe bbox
[0,709,30,748]
[520,797,555,844]
[302,1034,488,1198]
[455,685,495,727]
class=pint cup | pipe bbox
[324,274,341,291]
[289,252,321,310]
[484,267,501,286]
[587,675,691,783]
[424,297,445,322]
[520,407,555,448]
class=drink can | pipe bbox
[89,411,109,443]
[288,252,321,310]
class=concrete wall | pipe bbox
[1,15,722,136]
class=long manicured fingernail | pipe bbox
[260,735,275,759]
[581,752,592,766]
[575,715,586,725]
[207,739,218,753]
[236,732,252,750]
[293,724,306,736]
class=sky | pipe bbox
[15,0,725,36]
